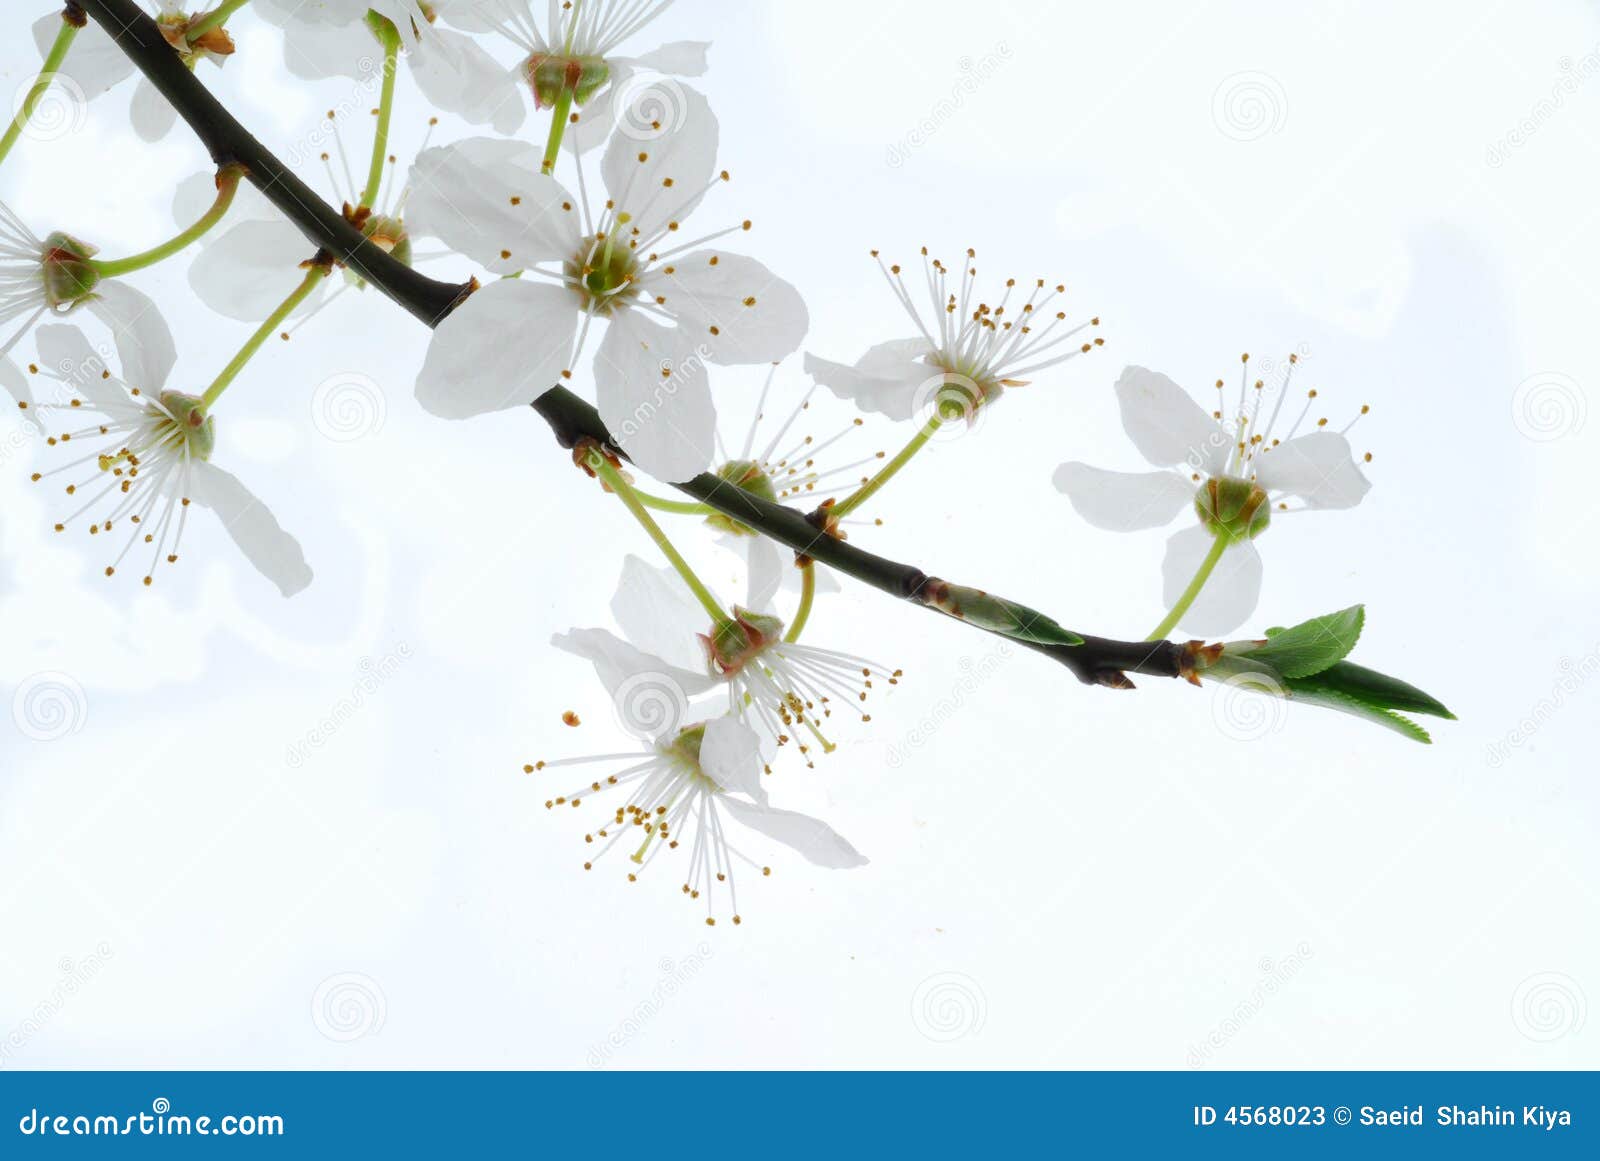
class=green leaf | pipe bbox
[1245,605,1366,678]
[1286,684,1435,743]
[1292,660,1456,720]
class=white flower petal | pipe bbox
[172,171,277,239]
[1052,462,1194,532]
[128,77,177,142]
[415,278,577,418]
[408,27,526,135]
[186,461,313,598]
[1160,524,1262,637]
[610,553,712,673]
[616,41,712,76]
[1115,365,1230,473]
[1,357,32,408]
[32,13,135,94]
[406,139,578,272]
[698,716,766,802]
[32,324,125,411]
[550,627,714,708]
[595,309,715,482]
[85,281,175,394]
[601,83,717,240]
[1255,431,1371,509]
[721,797,868,869]
[648,250,807,366]
[187,220,322,321]
[803,338,930,422]
[745,534,785,611]
[278,10,377,79]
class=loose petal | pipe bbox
[406,139,578,272]
[722,798,869,869]
[1160,524,1262,636]
[803,338,930,422]
[698,717,767,802]
[1255,431,1371,509]
[187,461,314,598]
[415,279,577,418]
[1052,462,1194,531]
[594,310,715,482]
[550,626,715,710]
[1115,365,1230,473]
[648,250,808,366]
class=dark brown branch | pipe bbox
[73,0,1183,687]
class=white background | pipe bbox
[1,0,1595,1068]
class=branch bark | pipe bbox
[72,0,1184,687]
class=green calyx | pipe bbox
[1192,605,1455,743]
[705,606,786,675]
[524,53,611,109]
[40,231,101,308]
[704,460,777,536]
[1195,475,1270,542]
[662,722,707,768]
[154,391,216,461]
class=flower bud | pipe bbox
[703,606,786,674]
[1194,475,1269,541]
[704,459,776,536]
[523,53,611,109]
[359,214,411,267]
[40,231,100,309]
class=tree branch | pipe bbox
[73,0,1183,687]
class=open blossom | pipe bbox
[439,0,709,148]
[1,199,166,362]
[3,321,312,596]
[528,714,865,925]
[253,0,524,134]
[32,2,234,142]
[805,248,1102,425]
[407,87,807,481]
[1054,359,1372,635]
[553,555,895,765]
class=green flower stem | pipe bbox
[587,451,732,630]
[185,0,250,41]
[632,489,716,516]
[0,16,80,168]
[830,414,941,519]
[199,263,328,409]
[541,86,575,174]
[783,561,816,643]
[91,165,243,278]
[1146,532,1231,641]
[359,16,401,210]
